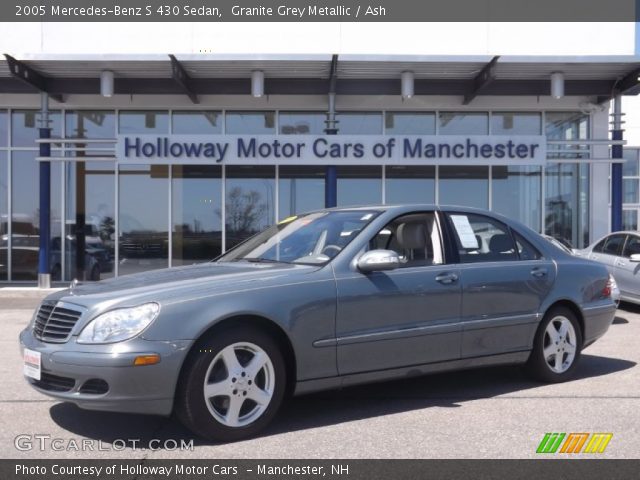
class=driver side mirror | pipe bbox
[357,249,400,273]
[630,253,640,262]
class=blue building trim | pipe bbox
[611,129,623,232]
[37,127,51,277]
[325,165,337,208]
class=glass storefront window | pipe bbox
[491,112,541,135]
[439,166,489,208]
[278,166,325,218]
[279,112,325,135]
[118,165,169,275]
[336,113,382,134]
[545,112,589,159]
[623,210,638,231]
[385,166,435,204]
[66,111,116,139]
[119,111,169,134]
[623,179,639,204]
[0,110,7,147]
[64,162,115,282]
[623,149,639,177]
[491,166,542,231]
[172,165,222,266]
[11,110,61,147]
[439,112,488,135]
[385,112,436,135]
[336,166,382,206]
[11,152,62,280]
[172,111,222,134]
[0,152,7,280]
[225,165,275,250]
[545,163,589,248]
[226,112,276,134]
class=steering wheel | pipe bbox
[321,245,342,257]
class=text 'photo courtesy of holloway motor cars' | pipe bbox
[19,205,616,442]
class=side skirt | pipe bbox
[293,350,530,396]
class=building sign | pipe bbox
[116,135,546,165]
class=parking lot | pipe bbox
[1,293,638,459]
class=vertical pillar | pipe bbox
[75,114,87,281]
[611,95,623,232]
[37,93,51,288]
[324,92,338,208]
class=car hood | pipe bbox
[47,261,320,308]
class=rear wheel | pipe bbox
[176,326,286,442]
[526,306,582,383]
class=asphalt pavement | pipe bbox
[0,293,638,459]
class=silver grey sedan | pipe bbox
[576,231,640,305]
[20,205,616,441]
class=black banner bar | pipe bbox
[3,460,640,480]
[3,0,639,22]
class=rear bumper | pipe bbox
[582,302,617,347]
[19,328,192,416]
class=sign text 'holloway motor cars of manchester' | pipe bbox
[115,134,546,165]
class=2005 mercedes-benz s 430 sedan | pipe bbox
[20,205,616,441]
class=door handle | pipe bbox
[435,272,459,284]
[617,259,626,267]
[531,267,547,278]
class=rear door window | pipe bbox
[602,234,626,256]
[446,213,517,263]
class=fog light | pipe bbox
[133,354,160,366]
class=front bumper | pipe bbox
[19,328,192,416]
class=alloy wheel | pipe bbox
[543,316,577,374]
[202,342,275,427]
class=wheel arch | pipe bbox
[542,299,585,341]
[176,314,297,399]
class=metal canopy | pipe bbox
[1,54,639,99]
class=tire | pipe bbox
[525,306,583,383]
[175,326,286,442]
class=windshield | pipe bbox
[217,210,381,265]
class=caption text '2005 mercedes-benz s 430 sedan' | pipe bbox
[20,205,617,442]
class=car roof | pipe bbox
[324,204,493,214]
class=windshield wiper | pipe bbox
[242,257,293,264]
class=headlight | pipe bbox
[77,303,160,344]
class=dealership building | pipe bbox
[1,23,640,284]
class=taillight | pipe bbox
[602,274,614,297]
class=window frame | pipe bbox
[601,234,627,257]
[621,234,640,258]
[367,210,446,269]
[443,212,542,264]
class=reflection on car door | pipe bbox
[443,212,556,358]
[334,211,462,375]
[614,234,640,302]
[588,234,626,275]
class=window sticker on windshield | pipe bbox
[277,215,297,225]
[450,215,479,249]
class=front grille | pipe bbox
[31,372,75,392]
[33,302,83,343]
[79,379,109,395]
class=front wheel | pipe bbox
[176,326,286,442]
[525,307,583,383]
